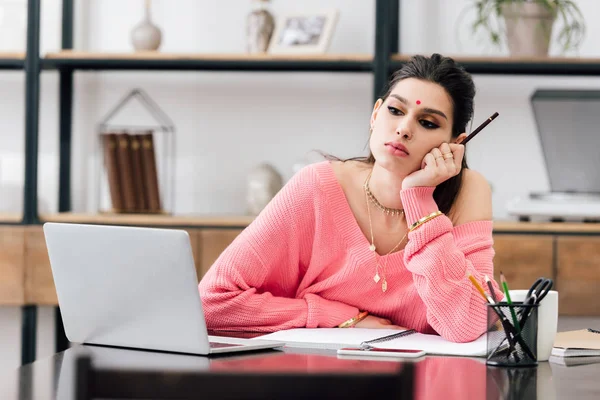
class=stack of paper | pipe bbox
[252,328,488,357]
[552,329,600,357]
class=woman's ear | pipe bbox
[370,98,383,128]
[454,132,468,144]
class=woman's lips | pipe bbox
[385,143,409,157]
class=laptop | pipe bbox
[43,222,284,355]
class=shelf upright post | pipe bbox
[55,0,75,355]
[373,0,399,102]
[23,0,41,226]
[59,0,74,214]
[21,0,41,366]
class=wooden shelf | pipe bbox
[39,212,255,228]
[391,54,600,76]
[38,212,600,234]
[493,220,600,234]
[0,213,23,223]
[0,52,25,69]
[0,52,24,59]
[42,51,373,72]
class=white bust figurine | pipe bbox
[246,163,284,215]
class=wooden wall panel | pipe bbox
[492,234,554,290]
[557,236,600,316]
[24,226,57,305]
[198,229,244,280]
[0,226,25,305]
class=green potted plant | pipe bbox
[470,0,585,56]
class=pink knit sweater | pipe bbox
[198,161,503,343]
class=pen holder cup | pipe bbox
[486,302,539,367]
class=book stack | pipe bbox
[550,328,600,367]
[102,130,162,214]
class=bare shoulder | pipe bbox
[461,169,492,194]
[450,168,493,225]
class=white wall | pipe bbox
[1,0,600,372]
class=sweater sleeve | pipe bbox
[198,164,359,332]
[400,187,504,343]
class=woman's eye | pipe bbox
[387,106,403,116]
[420,120,439,130]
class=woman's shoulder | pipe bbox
[461,168,491,192]
[328,159,369,187]
[288,160,336,198]
[450,168,493,225]
[292,159,367,204]
[295,159,363,186]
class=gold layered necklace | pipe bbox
[364,177,404,217]
[363,170,408,293]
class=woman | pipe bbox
[198,53,503,343]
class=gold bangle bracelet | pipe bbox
[338,311,369,328]
[409,210,443,232]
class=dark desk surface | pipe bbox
[2,316,600,400]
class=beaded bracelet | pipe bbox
[338,311,369,328]
[409,210,443,232]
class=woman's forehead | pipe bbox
[390,78,453,114]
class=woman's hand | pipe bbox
[353,315,407,329]
[401,141,465,190]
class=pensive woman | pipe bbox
[198,53,503,343]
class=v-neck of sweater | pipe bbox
[313,161,406,261]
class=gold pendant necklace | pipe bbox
[364,170,408,292]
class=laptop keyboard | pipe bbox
[209,341,243,349]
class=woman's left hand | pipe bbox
[401,142,465,189]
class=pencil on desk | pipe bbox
[485,275,498,303]
[500,272,521,333]
[467,274,494,304]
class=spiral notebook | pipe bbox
[253,328,487,357]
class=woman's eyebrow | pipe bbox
[389,94,448,120]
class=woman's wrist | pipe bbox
[399,186,438,226]
[409,210,444,232]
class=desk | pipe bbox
[2,316,600,400]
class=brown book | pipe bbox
[129,134,147,212]
[115,133,137,212]
[102,133,124,212]
[139,131,162,212]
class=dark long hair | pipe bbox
[327,53,476,215]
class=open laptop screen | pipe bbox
[531,89,600,195]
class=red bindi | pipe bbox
[416,100,421,105]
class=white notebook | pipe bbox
[552,329,600,357]
[252,328,487,357]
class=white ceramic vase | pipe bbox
[246,0,275,53]
[246,163,283,215]
[131,1,162,51]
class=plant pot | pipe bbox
[501,2,556,57]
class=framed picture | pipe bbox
[268,10,339,55]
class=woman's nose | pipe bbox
[396,119,413,140]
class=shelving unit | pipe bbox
[0,52,25,69]
[391,54,600,76]
[13,0,600,367]
[0,213,25,223]
[43,51,374,72]
[40,212,255,229]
